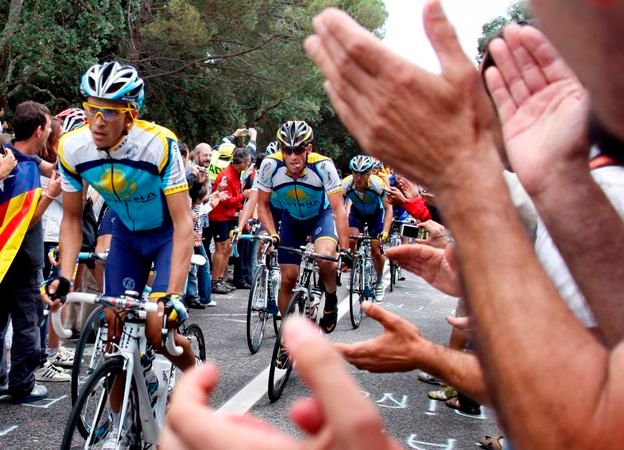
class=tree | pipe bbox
[476,0,532,64]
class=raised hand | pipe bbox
[485,24,590,195]
[335,302,428,373]
[304,1,500,192]
[385,243,461,297]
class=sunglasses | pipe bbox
[82,102,134,121]
[281,146,307,155]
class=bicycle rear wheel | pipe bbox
[71,305,107,406]
[267,292,304,403]
[390,261,397,292]
[349,257,364,328]
[63,357,140,449]
[183,323,206,363]
[247,268,269,354]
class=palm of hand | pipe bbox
[502,80,589,194]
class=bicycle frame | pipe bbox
[52,293,180,446]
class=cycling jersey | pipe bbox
[58,120,187,232]
[342,174,387,216]
[255,152,342,221]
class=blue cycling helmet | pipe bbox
[265,141,279,155]
[80,62,145,110]
[349,155,375,173]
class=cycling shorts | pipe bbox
[105,219,173,297]
[208,220,234,243]
[278,208,337,265]
[97,207,117,237]
[348,208,384,236]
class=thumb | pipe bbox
[423,0,472,75]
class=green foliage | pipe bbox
[0,0,387,159]
[476,0,532,64]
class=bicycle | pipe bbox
[349,227,377,328]
[388,219,412,291]
[235,234,281,354]
[70,253,208,406]
[267,244,343,403]
[53,292,205,449]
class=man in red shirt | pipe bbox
[208,147,252,294]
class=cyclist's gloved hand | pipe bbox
[230,226,242,241]
[340,250,353,269]
[45,276,72,301]
[158,294,189,328]
[271,233,280,247]
[378,231,389,244]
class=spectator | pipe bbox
[208,147,251,294]
[0,101,59,403]
[305,2,624,448]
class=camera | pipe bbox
[401,224,428,240]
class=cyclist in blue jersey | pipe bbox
[50,62,195,371]
[256,121,351,341]
[343,155,393,302]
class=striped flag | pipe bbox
[0,148,41,283]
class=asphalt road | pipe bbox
[0,270,501,449]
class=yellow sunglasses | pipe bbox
[82,102,135,121]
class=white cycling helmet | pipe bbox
[80,61,145,110]
[276,121,313,148]
[266,141,279,155]
[349,155,375,173]
[55,108,87,133]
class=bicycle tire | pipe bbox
[183,324,206,362]
[71,305,106,406]
[63,357,140,449]
[390,261,396,292]
[349,256,364,328]
[267,291,304,403]
[247,268,269,354]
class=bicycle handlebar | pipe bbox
[278,245,341,263]
[50,293,158,339]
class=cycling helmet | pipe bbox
[266,141,279,155]
[80,61,145,110]
[349,155,375,173]
[372,158,383,170]
[276,121,313,147]
[55,108,87,133]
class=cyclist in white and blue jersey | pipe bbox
[342,155,393,302]
[256,121,351,342]
[51,62,195,371]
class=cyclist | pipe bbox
[343,155,393,302]
[52,62,195,370]
[256,121,351,343]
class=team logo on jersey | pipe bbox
[98,168,138,199]
[123,143,140,159]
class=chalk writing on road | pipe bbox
[23,395,67,409]
[376,393,408,409]
[406,435,456,449]
[0,425,17,437]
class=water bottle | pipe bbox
[308,287,322,321]
[141,350,159,401]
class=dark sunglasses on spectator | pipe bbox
[281,146,307,155]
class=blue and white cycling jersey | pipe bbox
[58,120,188,232]
[255,152,342,221]
[342,174,387,216]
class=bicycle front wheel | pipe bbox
[184,323,206,363]
[62,357,140,449]
[349,257,364,328]
[268,291,304,403]
[247,268,269,354]
[71,305,107,406]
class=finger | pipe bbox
[361,301,401,330]
[518,25,578,83]
[488,36,531,106]
[159,425,188,450]
[323,80,371,149]
[484,66,517,124]
[289,397,325,435]
[503,24,547,94]
[311,8,401,78]
[283,316,381,428]
[422,0,473,77]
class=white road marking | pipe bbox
[0,425,18,436]
[24,395,67,409]
[216,266,390,415]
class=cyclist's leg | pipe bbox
[148,232,194,371]
[312,209,339,293]
[348,210,363,255]
[276,213,305,317]
[368,210,386,280]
